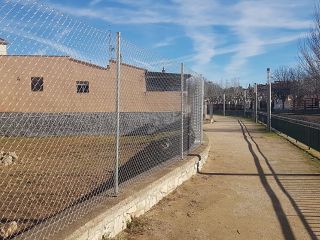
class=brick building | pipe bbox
[0,56,181,113]
[0,52,193,137]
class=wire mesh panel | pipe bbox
[114,37,204,190]
[0,1,120,239]
[184,68,203,149]
[0,1,205,239]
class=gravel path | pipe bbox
[118,115,320,240]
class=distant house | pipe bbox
[257,81,319,112]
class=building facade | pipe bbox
[0,56,181,113]
[0,55,189,136]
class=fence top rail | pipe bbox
[258,112,320,130]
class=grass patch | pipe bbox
[125,217,147,235]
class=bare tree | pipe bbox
[273,66,295,82]
[299,2,320,99]
[273,66,307,110]
[273,66,295,110]
[204,81,223,102]
[290,67,308,109]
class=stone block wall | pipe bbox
[64,142,209,240]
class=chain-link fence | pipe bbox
[0,0,205,239]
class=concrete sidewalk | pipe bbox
[118,116,320,240]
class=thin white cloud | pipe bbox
[89,0,102,6]
[230,0,312,29]
[172,0,218,65]
[186,28,215,64]
[221,0,312,78]
[213,32,307,58]
[0,17,97,62]
[45,1,176,25]
[153,36,178,48]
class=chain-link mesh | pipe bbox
[0,0,205,239]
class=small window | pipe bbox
[31,77,44,92]
[76,81,89,93]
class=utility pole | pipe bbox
[267,68,272,132]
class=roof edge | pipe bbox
[109,59,146,71]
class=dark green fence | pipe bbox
[258,112,320,151]
[212,110,320,151]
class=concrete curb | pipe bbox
[64,138,210,240]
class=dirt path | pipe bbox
[117,116,320,240]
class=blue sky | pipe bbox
[1,0,316,86]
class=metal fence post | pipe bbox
[114,32,121,195]
[267,68,272,132]
[255,83,258,123]
[243,90,246,117]
[181,63,184,159]
[223,93,226,116]
[200,76,204,144]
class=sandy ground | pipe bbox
[117,115,320,240]
[0,131,182,236]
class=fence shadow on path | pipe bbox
[238,120,296,240]
[240,120,319,240]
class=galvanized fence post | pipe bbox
[308,127,311,150]
[223,93,226,116]
[200,76,204,144]
[181,63,184,159]
[243,90,246,117]
[255,83,258,123]
[114,32,121,195]
[267,68,272,132]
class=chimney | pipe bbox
[162,67,165,73]
[0,38,8,55]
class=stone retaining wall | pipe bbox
[64,141,210,240]
[0,112,182,137]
